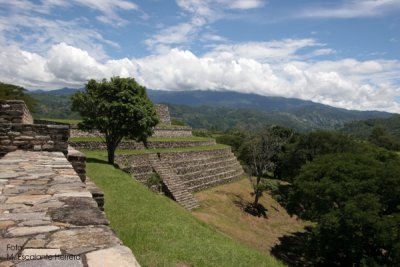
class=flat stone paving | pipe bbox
[0,150,140,267]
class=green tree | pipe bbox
[71,77,159,164]
[369,127,400,151]
[286,152,400,266]
[240,126,293,208]
[277,131,358,182]
[0,82,37,111]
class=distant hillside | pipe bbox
[28,88,394,131]
[30,87,82,95]
[150,90,393,130]
[340,115,400,139]
[29,89,80,119]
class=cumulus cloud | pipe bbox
[0,42,398,113]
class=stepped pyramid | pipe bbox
[115,104,245,210]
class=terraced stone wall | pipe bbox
[70,139,216,150]
[155,104,171,125]
[153,126,193,137]
[0,124,69,157]
[115,147,244,193]
[0,100,33,124]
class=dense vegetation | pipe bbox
[340,114,400,139]
[0,82,37,111]
[217,129,400,266]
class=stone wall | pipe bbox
[70,139,216,150]
[115,147,244,194]
[70,127,102,138]
[155,104,171,125]
[0,123,69,157]
[153,126,192,137]
[0,150,139,266]
[0,100,33,124]
[67,146,86,182]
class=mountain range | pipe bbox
[28,88,395,132]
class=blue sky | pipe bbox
[0,0,399,112]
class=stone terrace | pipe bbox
[0,150,140,266]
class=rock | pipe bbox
[16,259,83,267]
[6,195,51,204]
[24,239,47,248]
[0,220,15,230]
[7,225,59,236]
[85,245,140,267]
[47,227,120,250]
[0,212,48,222]
[48,197,108,226]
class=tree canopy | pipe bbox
[71,77,159,163]
[285,151,400,266]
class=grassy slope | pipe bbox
[85,151,284,267]
[193,179,309,254]
[69,136,214,142]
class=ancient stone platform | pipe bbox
[0,150,140,267]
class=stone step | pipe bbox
[173,157,239,174]
[183,168,244,188]
[169,154,234,168]
[189,173,244,192]
[178,162,243,180]
[150,160,200,210]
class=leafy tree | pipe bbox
[0,82,37,111]
[369,127,400,151]
[240,126,293,208]
[286,152,400,266]
[215,129,246,155]
[277,131,358,182]
[71,77,159,164]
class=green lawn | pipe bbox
[85,151,283,267]
[69,136,214,142]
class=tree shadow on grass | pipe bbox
[86,157,110,165]
[271,227,315,267]
[231,194,267,218]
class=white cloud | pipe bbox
[0,42,398,113]
[300,0,400,19]
[146,0,266,51]
[205,39,323,62]
[228,0,265,10]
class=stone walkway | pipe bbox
[0,150,140,267]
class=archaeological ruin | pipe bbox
[0,100,140,266]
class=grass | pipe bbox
[193,178,310,255]
[38,118,81,124]
[84,151,284,267]
[83,144,229,156]
[69,136,214,142]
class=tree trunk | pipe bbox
[106,142,117,164]
[253,191,260,206]
[253,175,262,206]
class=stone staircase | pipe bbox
[147,154,199,210]
[115,147,244,210]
